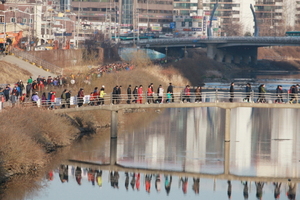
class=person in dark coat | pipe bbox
[167,83,174,102]
[127,85,131,104]
[229,82,234,102]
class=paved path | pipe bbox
[1,55,56,80]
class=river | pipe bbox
[10,106,299,200]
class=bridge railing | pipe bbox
[0,91,297,110]
[123,36,300,46]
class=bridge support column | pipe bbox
[225,108,231,142]
[111,111,118,139]
[110,137,117,165]
[224,108,231,175]
[242,55,250,64]
[224,141,230,175]
[216,52,224,62]
[233,56,241,64]
[110,110,118,165]
[207,44,217,60]
[224,54,232,63]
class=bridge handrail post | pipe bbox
[215,89,218,103]
[251,90,254,103]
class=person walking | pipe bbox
[137,85,143,104]
[99,85,106,105]
[64,90,71,108]
[77,88,84,107]
[147,85,153,104]
[275,85,283,103]
[117,85,122,104]
[229,82,234,102]
[182,85,190,103]
[244,83,251,102]
[112,85,118,104]
[60,89,67,108]
[257,84,267,103]
[289,85,297,104]
[127,85,131,104]
[157,85,164,103]
[132,86,138,103]
[167,83,174,102]
[195,86,202,103]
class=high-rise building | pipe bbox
[254,0,300,36]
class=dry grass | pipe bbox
[0,108,78,177]
[130,50,152,68]
[0,61,32,84]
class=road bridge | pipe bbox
[120,36,300,64]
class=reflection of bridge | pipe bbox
[54,101,300,142]
[66,143,300,183]
[121,37,300,64]
[55,102,300,183]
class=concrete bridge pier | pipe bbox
[233,55,241,64]
[224,108,231,174]
[110,110,118,164]
[224,54,232,63]
[111,111,118,139]
[207,44,258,65]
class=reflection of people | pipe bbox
[125,172,129,190]
[110,171,119,188]
[181,177,188,194]
[59,165,68,183]
[88,168,96,186]
[75,167,82,185]
[242,181,248,199]
[165,175,172,195]
[96,170,102,187]
[287,181,297,200]
[255,182,264,199]
[145,174,152,193]
[273,182,281,199]
[130,173,136,190]
[136,173,141,191]
[227,180,232,199]
[192,178,200,194]
[155,174,161,192]
[47,171,54,181]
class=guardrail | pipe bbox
[121,36,300,46]
[11,49,63,75]
[0,91,298,110]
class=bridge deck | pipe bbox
[53,102,300,114]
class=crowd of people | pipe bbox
[2,74,300,109]
[91,62,134,78]
[229,82,300,104]
[48,165,297,199]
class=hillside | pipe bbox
[1,46,300,88]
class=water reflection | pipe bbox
[231,108,300,178]
[119,107,225,174]
[6,107,300,199]
[35,166,299,200]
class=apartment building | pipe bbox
[70,0,173,35]
[254,0,300,36]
